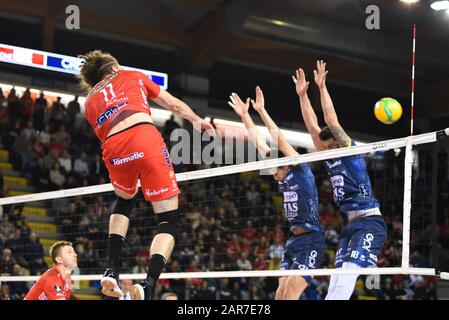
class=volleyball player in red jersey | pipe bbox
[79,51,215,300]
[24,241,77,300]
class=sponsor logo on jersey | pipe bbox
[96,102,128,127]
[283,191,298,202]
[162,146,172,168]
[110,152,144,165]
[145,187,169,197]
[308,250,318,268]
[330,175,345,202]
[112,181,135,192]
[362,233,374,252]
[326,160,342,169]
[54,285,62,293]
[330,175,344,187]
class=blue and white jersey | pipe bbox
[278,163,322,233]
[324,141,380,214]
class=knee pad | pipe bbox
[155,209,180,242]
[112,197,136,218]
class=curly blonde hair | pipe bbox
[78,50,119,91]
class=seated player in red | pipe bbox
[24,241,77,300]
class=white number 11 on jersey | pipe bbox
[101,83,116,102]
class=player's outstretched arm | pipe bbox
[292,67,324,151]
[251,86,298,157]
[154,89,215,136]
[228,92,271,158]
[314,60,351,147]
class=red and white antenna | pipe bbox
[410,24,416,136]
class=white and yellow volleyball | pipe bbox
[374,97,403,125]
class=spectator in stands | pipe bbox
[239,219,256,240]
[0,283,11,300]
[215,278,232,300]
[21,120,37,141]
[20,88,33,124]
[0,248,16,275]
[50,96,65,132]
[54,125,71,149]
[195,280,215,300]
[78,240,99,274]
[132,250,149,274]
[32,136,45,158]
[73,151,89,180]
[8,264,28,299]
[162,115,180,144]
[249,283,265,300]
[49,162,65,190]
[118,279,133,300]
[38,124,52,146]
[6,89,22,125]
[127,227,142,257]
[245,184,259,203]
[161,291,179,300]
[89,154,107,184]
[23,232,45,275]
[32,158,50,191]
[268,236,284,261]
[0,87,6,109]
[33,92,47,131]
[67,96,81,126]
[6,229,27,260]
[236,251,252,271]
[58,202,80,242]
[58,149,72,174]
[0,215,15,242]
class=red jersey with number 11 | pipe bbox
[84,70,161,143]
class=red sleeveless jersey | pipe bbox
[84,70,161,143]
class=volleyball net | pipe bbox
[0,128,448,299]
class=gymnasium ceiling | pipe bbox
[0,0,449,123]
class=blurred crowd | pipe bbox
[0,87,448,300]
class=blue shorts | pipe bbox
[335,216,387,268]
[281,231,326,283]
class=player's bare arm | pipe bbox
[154,89,215,136]
[228,91,271,158]
[292,68,324,151]
[251,86,298,157]
[314,60,351,148]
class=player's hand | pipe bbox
[250,86,265,113]
[313,60,329,89]
[292,68,310,97]
[194,118,216,137]
[228,92,250,117]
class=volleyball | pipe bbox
[374,98,403,125]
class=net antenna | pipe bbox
[410,24,416,137]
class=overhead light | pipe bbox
[431,0,449,11]
[400,0,420,3]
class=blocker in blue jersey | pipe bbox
[293,61,387,300]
